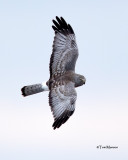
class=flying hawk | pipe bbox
[21,17,86,129]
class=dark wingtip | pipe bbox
[52,16,74,35]
[52,110,74,130]
[52,25,59,32]
[68,24,74,34]
[56,16,59,19]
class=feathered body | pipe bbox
[21,17,86,129]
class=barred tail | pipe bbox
[21,82,49,97]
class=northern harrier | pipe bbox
[21,17,86,129]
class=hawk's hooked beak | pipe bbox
[83,79,86,84]
[80,78,86,84]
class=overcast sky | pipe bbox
[0,0,128,160]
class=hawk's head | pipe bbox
[74,74,86,87]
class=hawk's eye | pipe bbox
[80,78,83,82]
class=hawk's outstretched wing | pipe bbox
[49,81,77,129]
[50,16,78,78]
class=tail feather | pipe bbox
[21,82,49,97]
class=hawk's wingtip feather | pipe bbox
[52,16,74,34]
